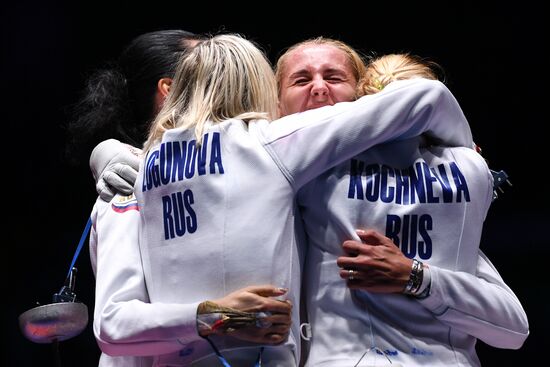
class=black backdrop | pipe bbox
[3,1,547,366]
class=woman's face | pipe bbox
[278,44,358,117]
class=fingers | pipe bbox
[245,285,288,298]
[113,145,141,170]
[340,230,398,258]
[267,323,291,334]
[112,162,138,184]
[341,240,363,256]
[263,313,291,327]
[265,329,290,345]
[216,285,292,315]
[341,230,387,256]
[246,285,292,315]
[339,268,361,282]
[225,321,290,345]
[265,333,288,345]
[103,170,135,195]
[218,290,292,345]
[336,253,359,269]
[356,229,386,245]
[264,299,292,314]
[260,321,291,345]
[243,285,292,313]
[96,180,115,202]
[241,329,288,345]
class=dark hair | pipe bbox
[65,29,200,165]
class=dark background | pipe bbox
[3,1,547,366]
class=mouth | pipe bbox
[306,101,332,111]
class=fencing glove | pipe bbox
[89,139,141,201]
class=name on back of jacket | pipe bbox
[347,159,470,205]
[141,132,225,240]
[347,159,471,259]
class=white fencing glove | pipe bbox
[89,139,141,201]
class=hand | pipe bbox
[208,285,292,345]
[89,139,142,201]
[336,229,412,293]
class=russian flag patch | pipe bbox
[111,195,139,213]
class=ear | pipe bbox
[157,77,172,98]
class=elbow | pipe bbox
[505,312,530,349]
[509,319,530,350]
[93,308,185,357]
[93,321,125,356]
[482,318,530,350]
[94,324,145,357]
[485,329,529,350]
[96,339,127,357]
[416,79,448,102]
[93,308,131,355]
[510,329,530,350]
[438,306,530,350]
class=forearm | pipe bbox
[93,195,202,355]
[95,300,201,356]
[265,79,473,188]
[418,255,529,349]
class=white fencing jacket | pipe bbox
[91,79,475,366]
[298,139,529,366]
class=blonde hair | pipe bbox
[144,34,278,150]
[275,37,367,96]
[359,53,441,96]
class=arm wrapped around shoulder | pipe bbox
[89,139,142,201]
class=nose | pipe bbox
[310,79,328,97]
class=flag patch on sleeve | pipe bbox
[111,195,139,213]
